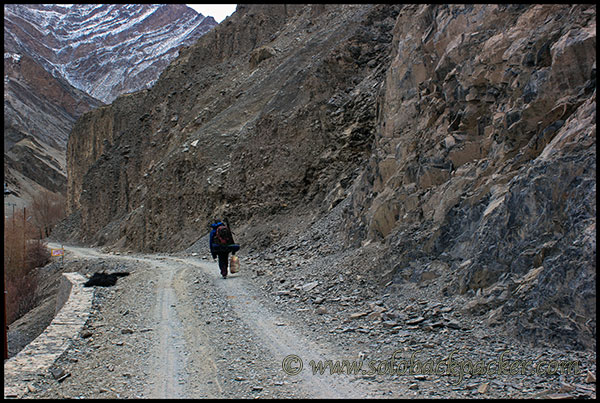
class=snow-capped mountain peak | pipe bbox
[4,4,218,103]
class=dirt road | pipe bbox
[28,244,385,398]
[10,243,595,399]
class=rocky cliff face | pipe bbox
[62,4,595,349]
[65,4,395,246]
[344,4,596,349]
[4,52,102,206]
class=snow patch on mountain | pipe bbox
[4,52,21,62]
[4,4,218,103]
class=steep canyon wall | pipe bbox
[62,4,595,349]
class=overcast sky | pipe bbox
[186,4,237,23]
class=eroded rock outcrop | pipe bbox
[344,4,596,349]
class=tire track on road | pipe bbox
[49,245,222,398]
[148,263,187,398]
[170,256,376,399]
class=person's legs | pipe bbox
[217,252,229,277]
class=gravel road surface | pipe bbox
[7,243,596,399]
[18,244,386,398]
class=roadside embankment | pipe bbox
[4,272,94,398]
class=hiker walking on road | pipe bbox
[209,218,240,279]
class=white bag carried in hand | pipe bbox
[229,255,240,274]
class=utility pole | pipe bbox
[4,200,16,360]
[23,207,26,270]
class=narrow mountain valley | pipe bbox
[57,3,596,351]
